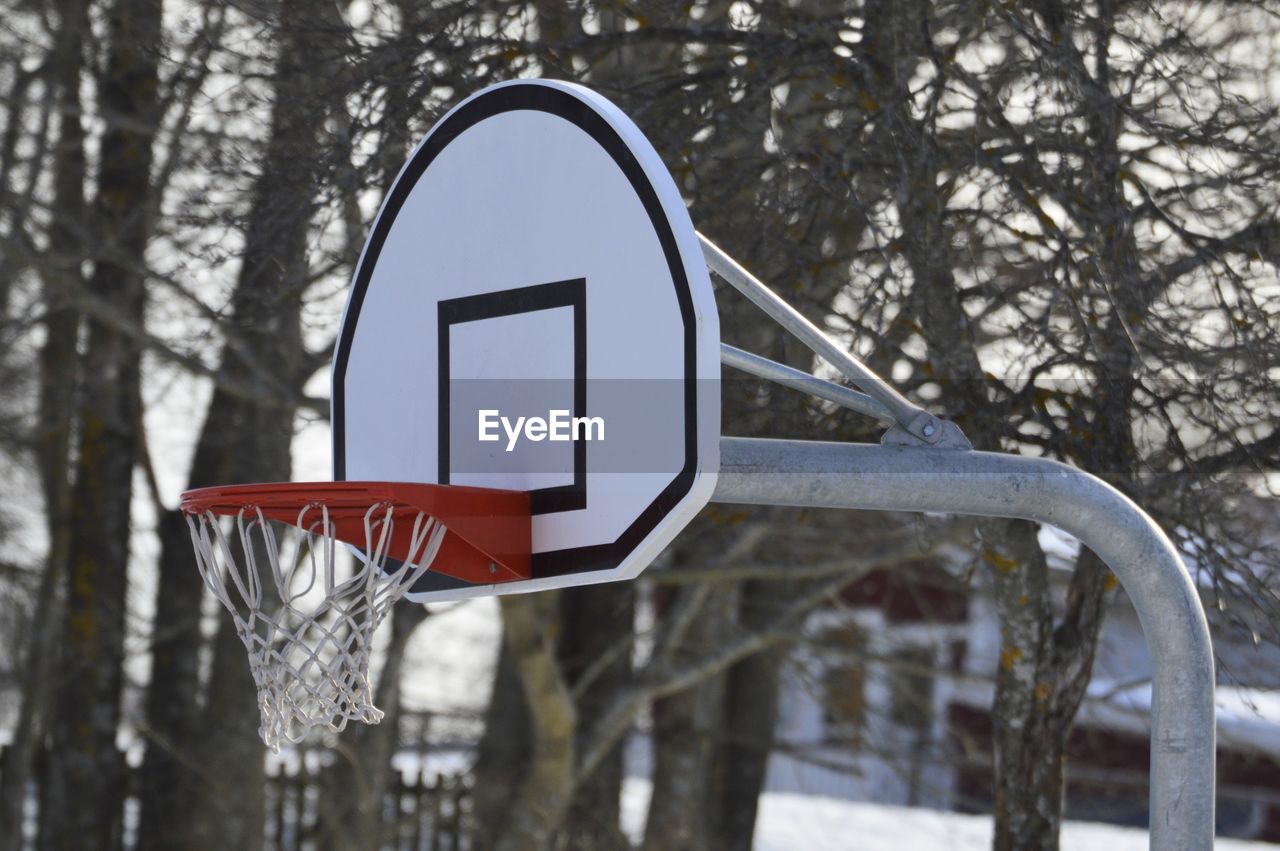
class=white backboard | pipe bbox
[332,80,720,601]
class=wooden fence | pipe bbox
[1,746,472,850]
[266,758,471,851]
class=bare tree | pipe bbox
[846,0,1280,845]
[137,2,353,848]
[0,1,1275,848]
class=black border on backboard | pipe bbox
[333,82,699,583]
[437,278,587,516]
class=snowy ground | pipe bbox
[619,779,1279,850]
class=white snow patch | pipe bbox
[952,678,1280,763]
[620,779,1278,849]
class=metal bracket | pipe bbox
[882,414,972,450]
[700,233,973,452]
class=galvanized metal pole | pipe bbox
[719,343,894,422]
[700,234,945,444]
[713,437,1216,850]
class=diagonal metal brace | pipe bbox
[699,233,969,449]
[720,343,895,422]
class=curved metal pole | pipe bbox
[713,437,1215,850]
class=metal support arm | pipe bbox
[713,437,1216,851]
[700,233,957,446]
[720,343,894,423]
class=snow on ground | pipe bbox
[620,779,1278,850]
[950,675,1280,763]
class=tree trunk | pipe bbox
[642,582,736,851]
[857,2,1122,847]
[492,593,576,851]
[709,581,786,851]
[701,0,885,839]
[470,633,533,850]
[557,583,634,851]
[137,2,348,848]
[643,680,717,851]
[314,604,428,851]
[309,7,437,841]
[0,0,87,844]
[988,7,1144,848]
[133,501,209,850]
[634,1,775,841]
[42,0,162,847]
[0,49,46,317]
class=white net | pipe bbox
[185,501,446,751]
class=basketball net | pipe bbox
[185,502,445,751]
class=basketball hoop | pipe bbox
[180,482,530,750]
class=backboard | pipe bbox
[332,80,720,602]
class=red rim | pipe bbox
[181,481,531,585]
